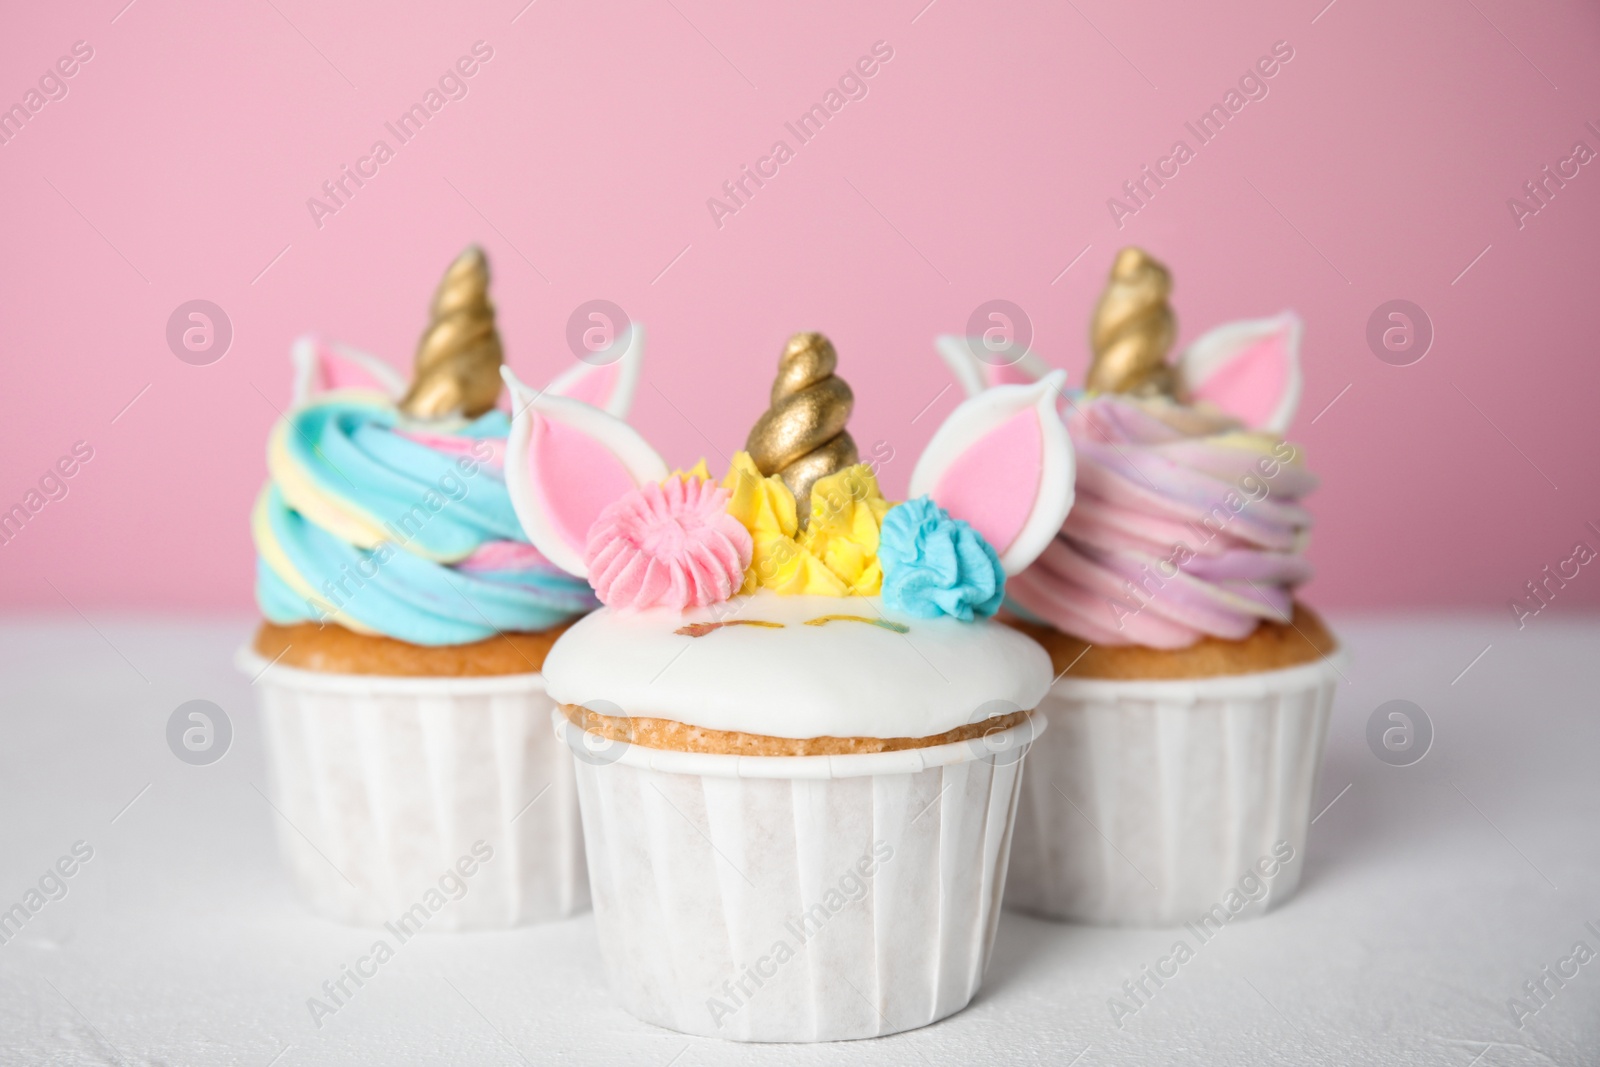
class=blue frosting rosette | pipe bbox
[877,496,1006,621]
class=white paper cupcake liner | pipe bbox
[1006,654,1343,927]
[557,710,1044,1042]
[236,649,587,930]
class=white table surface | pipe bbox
[1,613,1595,1066]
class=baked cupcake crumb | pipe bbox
[1005,603,1337,681]
[563,702,1029,756]
[254,620,572,677]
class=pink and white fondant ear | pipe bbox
[908,372,1075,575]
[542,323,644,417]
[934,335,1053,398]
[290,336,406,407]
[1178,311,1302,434]
[502,366,668,577]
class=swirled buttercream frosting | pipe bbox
[253,392,596,645]
[1006,393,1316,649]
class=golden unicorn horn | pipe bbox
[398,246,504,419]
[1086,246,1179,397]
[745,332,858,527]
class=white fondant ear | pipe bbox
[290,336,406,407]
[934,335,1053,398]
[543,323,645,417]
[1179,311,1303,434]
[908,371,1075,576]
[502,366,669,577]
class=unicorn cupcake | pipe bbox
[238,247,642,929]
[939,247,1343,926]
[501,333,1074,1041]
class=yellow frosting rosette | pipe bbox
[721,453,893,598]
[798,464,892,595]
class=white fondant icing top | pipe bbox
[543,591,1052,739]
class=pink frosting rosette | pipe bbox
[583,476,753,612]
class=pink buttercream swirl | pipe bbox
[583,477,753,611]
[1007,394,1317,649]
[455,540,557,573]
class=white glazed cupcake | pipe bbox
[501,333,1075,1040]
[938,248,1342,927]
[238,248,643,929]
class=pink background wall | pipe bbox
[2,0,1597,615]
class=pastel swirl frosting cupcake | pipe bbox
[938,247,1342,928]
[238,247,644,932]
[253,395,595,648]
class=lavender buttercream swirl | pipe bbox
[1006,393,1317,648]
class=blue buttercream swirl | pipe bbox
[878,496,1006,621]
[252,393,596,646]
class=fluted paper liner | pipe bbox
[557,712,1044,1042]
[236,650,586,929]
[1007,654,1342,926]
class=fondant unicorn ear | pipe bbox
[502,366,668,577]
[290,336,407,407]
[542,322,645,417]
[908,371,1075,575]
[1178,311,1302,434]
[934,335,1053,398]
